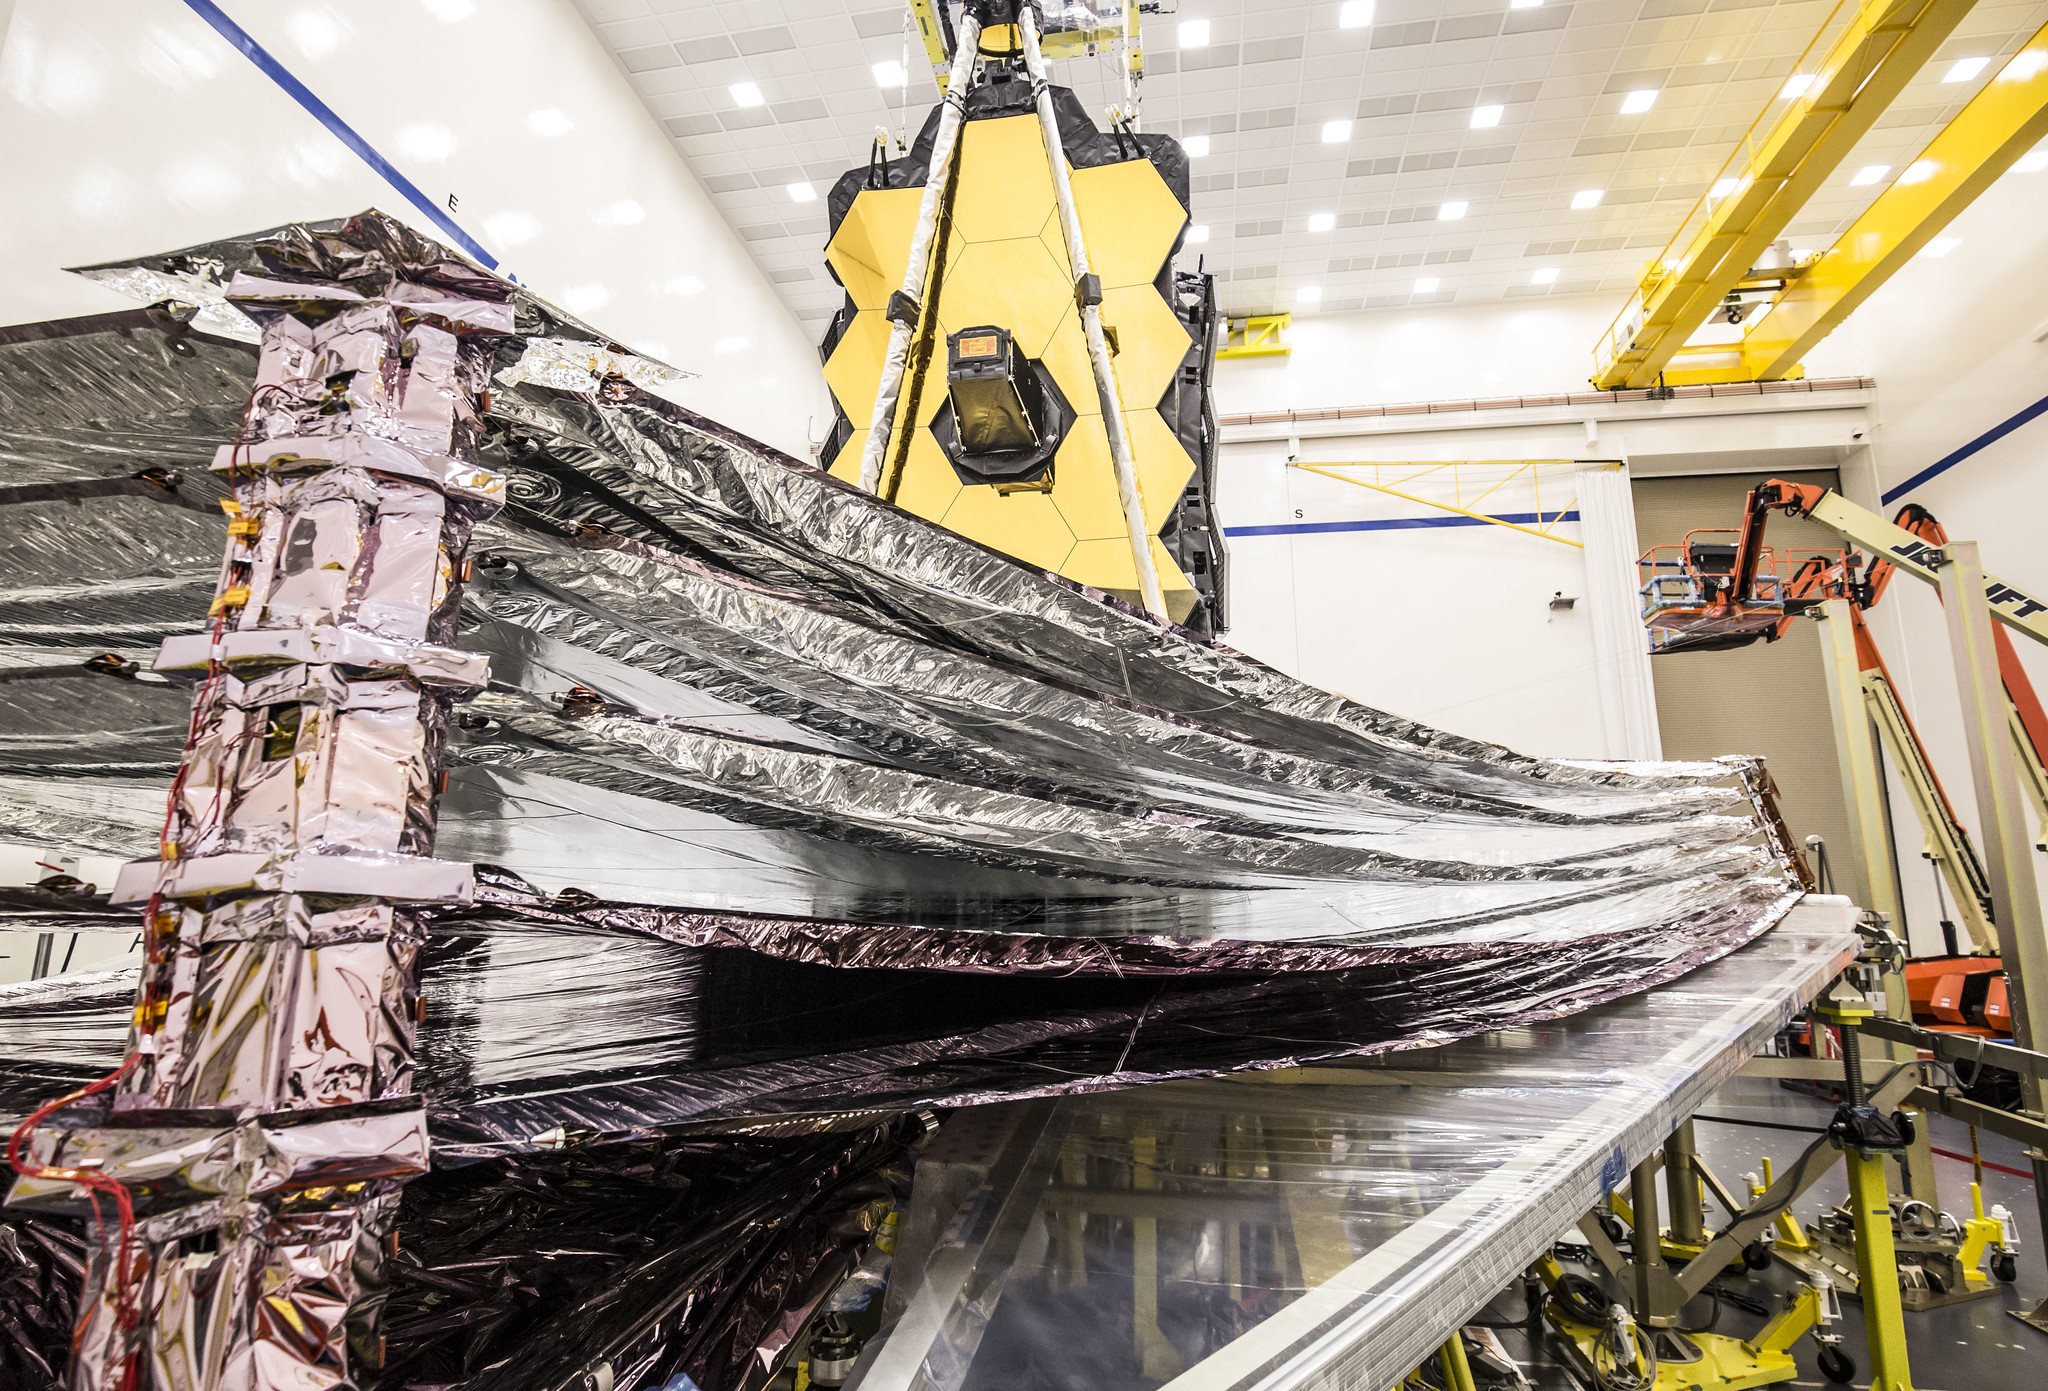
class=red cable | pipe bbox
[7,1052,144,1367]
[1928,1146,2036,1182]
[18,362,301,1381]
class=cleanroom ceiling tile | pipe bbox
[576,0,2048,336]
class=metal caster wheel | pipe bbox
[1992,1250,2019,1283]
[1742,1240,1773,1271]
[1817,1344,1855,1385]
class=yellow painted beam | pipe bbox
[909,0,952,88]
[1656,349,1807,387]
[1743,27,2048,379]
[1591,0,1977,391]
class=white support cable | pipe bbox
[897,2,912,151]
[857,13,983,495]
[1017,4,1170,622]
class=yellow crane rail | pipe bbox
[1591,0,1976,391]
[1739,26,2048,380]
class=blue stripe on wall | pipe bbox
[1226,509,1581,538]
[1881,387,2048,505]
[180,0,500,271]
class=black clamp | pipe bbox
[82,653,141,680]
[1074,273,1103,310]
[1827,1102,1915,1155]
[886,290,922,327]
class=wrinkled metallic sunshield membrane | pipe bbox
[0,1110,923,1391]
[0,216,1802,1148]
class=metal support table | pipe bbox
[852,896,1860,1391]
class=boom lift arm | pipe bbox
[1755,481,2048,849]
[1637,482,2047,953]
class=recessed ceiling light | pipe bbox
[1308,211,1336,232]
[1297,285,1323,303]
[2007,50,2048,82]
[1532,267,1559,285]
[1920,236,1962,258]
[1781,73,1815,99]
[1851,164,1890,186]
[1439,200,1468,220]
[1571,188,1603,209]
[1509,0,1543,8]
[1338,1,1373,28]
[1944,57,1989,83]
[1186,223,1211,243]
[528,108,573,138]
[873,59,906,87]
[598,199,645,226]
[1899,159,1939,185]
[1178,19,1210,48]
[2015,148,2048,173]
[1621,89,1658,114]
[730,81,764,108]
[1184,134,1210,158]
[1471,104,1503,128]
[662,275,704,297]
[1414,276,1440,293]
[1711,177,1740,198]
[788,182,816,203]
[714,336,751,355]
[1322,119,1353,143]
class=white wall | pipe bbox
[1217,439,1607,759]
[0,0,830,457]
[1209,293,1871,760]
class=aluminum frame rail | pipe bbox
[5,253,506,1388]
[847,896,1861,1391]
[1018,2,1169,620]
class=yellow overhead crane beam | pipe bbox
[1591,0,1977,392]
[1736,27,2048,381]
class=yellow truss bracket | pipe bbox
[1217,313,1291,358]
[1737,24,2048,380]
[1289,460,1587,549]
[1591,0,1977,391]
